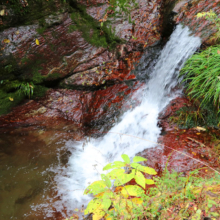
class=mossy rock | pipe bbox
[68,1,124,50]
[0,0,66,31]
[0,88,25,115]
[0,80,48,116]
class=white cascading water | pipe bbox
[49,25,201,217]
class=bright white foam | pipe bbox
[50,25,201,217]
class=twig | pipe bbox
[187,137,206,147]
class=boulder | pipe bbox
[169,0,220,44]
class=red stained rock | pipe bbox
[0,15,114,81]
[141,96,220,175]
[0,0,163,88]
[173,0,220,44]
[0,82,144,134]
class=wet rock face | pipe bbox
[0,82,143,135]
[171,0,220,43]
[0,15,112,82]
[0,0,162,87]
[141,96,220,175]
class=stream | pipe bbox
[0,25,201,219]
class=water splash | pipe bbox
[52,25,201,217]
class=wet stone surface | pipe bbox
[141,96,220,176]
[173,0,220,44]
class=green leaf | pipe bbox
[134,171,146,189]
[103,163,114,170]
[114,171,135,186]
[84,198,102,215]
[100,191,114,199]
[121,154,130,164]
[106,168,125,179]
[84,180,107,195]
[131,163,157,175]
[84,198,111,217]
[191,209,202,220]
[121,185,145,197]
[145,179,155,185]
[102,198,111,211]
[133,156,147,163]
[113,161,126,167]
[101,174,111,188]
[103,161,126,170]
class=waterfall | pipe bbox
[49,25,201,217]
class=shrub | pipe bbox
[69,154,220,220]
[180,45,220,113]
[196,10,220,42]
[83,154,156,219]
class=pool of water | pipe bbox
[0,128,73,219]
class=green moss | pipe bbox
[0,0,65,31]
[0,86,25,115]
[69,3,123,50]
[36,26,47,35]
[31,69,45,84]
[45,72,62,81]
[0,79,48,115]
[32,85,48,98]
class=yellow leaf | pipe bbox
[196,133,201,135]
[145,179,155,185]
[0,9,5,16]
[35,39,40,45]
[130,197,143,205]
[9,97,14,101]
[15,31,19,35]
[3,39,10,44]
[192,152,197,156]
[121,185,145,198]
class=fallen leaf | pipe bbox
[3,39,10,44]
[35,39,40,45]
[0,9,5,16]
[9,97,14,101]
[196,133,201,135]
[195,126,206,131]
[192,152,197,156]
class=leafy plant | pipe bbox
[80,154,220,220]
[83,154,157,219]
[196,10,220,41]
[17,82,34,99]
[180,45,220,114]
[169,103,220,128]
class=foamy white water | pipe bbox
[50,25,201,217]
